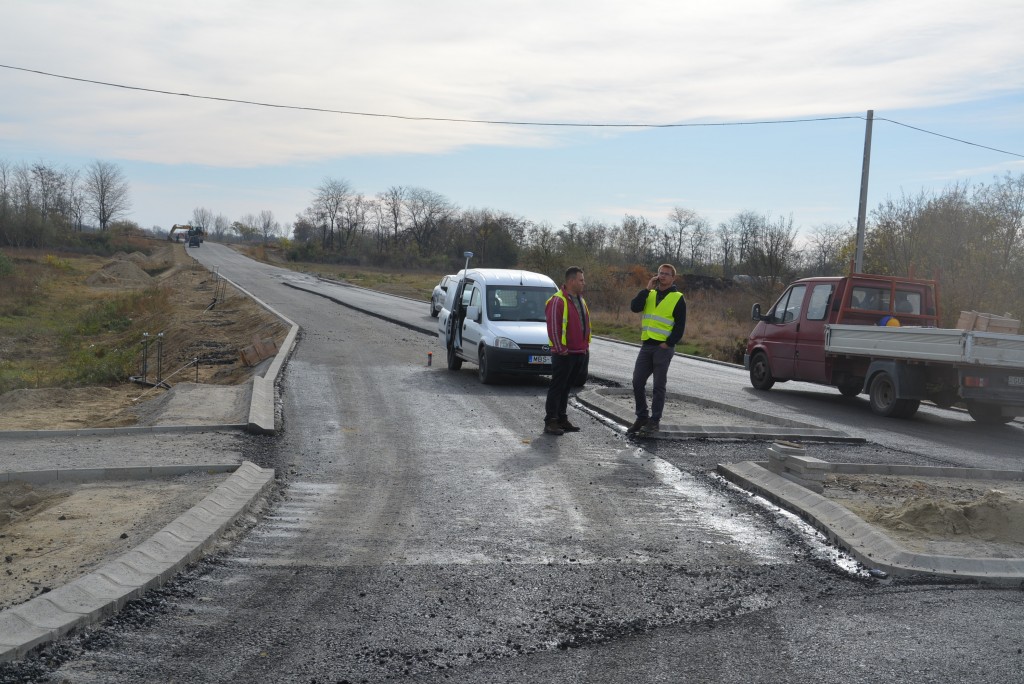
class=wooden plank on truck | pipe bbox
[957,310,1021,334]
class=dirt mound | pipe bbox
[85,258,154,287]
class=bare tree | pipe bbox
[341,193,370,247]
[404,187,453,253]
[0,160,11,242]
[378,185,407,245]
[191,207,214,234]
[83,160,130,230]
[212,214,231,240]
[613,214,656,264]
[687,217,712,271]
[30,162,68,229]
[715,221,738,278]
[746,213,798,286]
[666,207,701,265]
[66,170,87,232]
[311,177,352,250]
[805,223,852,275]
[255,209,280,244]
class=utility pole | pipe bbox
[854,109,874,273]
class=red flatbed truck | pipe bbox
[744,272,1024,423]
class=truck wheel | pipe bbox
[895,399,920,419]
[837,381,861,398]
[868,372,916,418]
[478,347,494,384]
[749,352,775,390]
[429,300,439,318]
[966,400,1013,424]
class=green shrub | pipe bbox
[65,344,136,385]
[0,252,13,277]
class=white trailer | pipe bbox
[824,325,1024,422]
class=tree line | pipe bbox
[0,159,131,247]
[3,155,1022,326]
[283,174,1024,324]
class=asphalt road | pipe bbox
[7,243,1023,683]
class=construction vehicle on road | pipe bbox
[168,224,204,244]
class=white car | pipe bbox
[437,268,588,385]
[430,274,458,317]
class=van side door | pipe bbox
[793,283,834,383]
[760,284,807,380]
[460,282,484,362]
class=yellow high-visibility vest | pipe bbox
[641,290,682,342]
[546,290,591,346]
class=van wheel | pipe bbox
[966,400,1013,424]
[478,347,494,384]
[749,352,775,390]
[868,372,917,418]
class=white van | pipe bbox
[437,268,588,385]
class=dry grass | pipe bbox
[0,247,178,394]
[589,285,756,363]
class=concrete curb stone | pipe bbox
[0,460,274,662]
[718,459,1024,586]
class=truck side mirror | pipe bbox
[467,305,481,323]
[751,303,762,321]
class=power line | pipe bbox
[2,62,1022,157]
[874,117,1024,159]
[0,61,856,127]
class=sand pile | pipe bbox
[867,489,1024,544]
[85,258,154,287]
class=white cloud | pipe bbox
[2,1,1023,166]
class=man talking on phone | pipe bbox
[627,263,686,435]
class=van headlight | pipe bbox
[493,337,520,349]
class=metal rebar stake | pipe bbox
[140,332,150,383]
[156,332,164,385]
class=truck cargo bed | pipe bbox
[825,324,1024,369]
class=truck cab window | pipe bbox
[851,286,887,311]
[895,290,920,314]
[770,284,806,323]
[806,285,833,321]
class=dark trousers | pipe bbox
[545,353,585,421]
[632,343,674,421]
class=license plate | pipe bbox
[1009,376,1024,387]
[528,355,552,365]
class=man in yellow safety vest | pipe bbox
[627,263,687,435]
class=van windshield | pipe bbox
[486,286,557,322]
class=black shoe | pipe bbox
[626,417,648,434]
[544,419,564,436]
[640,420,660,434]
[558,417,581,432]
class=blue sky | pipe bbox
[2,1,1023,237]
